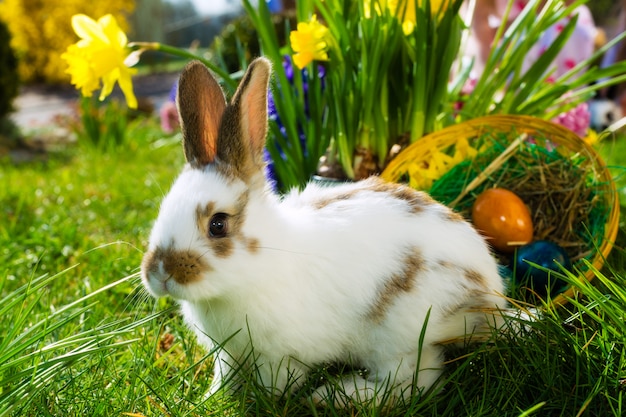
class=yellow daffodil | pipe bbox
[365,0,449,34]
[62,14,137,109]
[408,163,432,190]
[290,15,331,69]
[408,150,451,189]
[408,139,478,190]
[387,0,418,34]
[450,137,478,165]
[583,129,599,146]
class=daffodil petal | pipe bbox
[72,14,109,44]
[124,50,142,67]
[99,14,127,48]
[99,71,117,101]
[293,51,314,69]
[117,68,138,109]
[61,46,99,96]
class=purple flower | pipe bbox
[263,148,278,191]
[265,56,326,191]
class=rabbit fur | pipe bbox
[141,58,510,407]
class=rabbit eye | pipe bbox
[209,213,229,238]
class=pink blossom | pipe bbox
[160,101,179,134]
[564,58,577,70]
[552,101,590,137]
[453,77,477,112]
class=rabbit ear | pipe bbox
[177,61,227,167]
[217,57,271,180]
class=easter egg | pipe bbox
[471,188,533,253]
[514,240,571,296]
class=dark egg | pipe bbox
[471,188,533,253]
[514,240,572,296]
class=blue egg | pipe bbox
[513,240,572,296]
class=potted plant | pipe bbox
[245,0,626,189]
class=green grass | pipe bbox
[1,118,625,416]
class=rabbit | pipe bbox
[140,57,511,407]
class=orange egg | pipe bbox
[471,188,533,253]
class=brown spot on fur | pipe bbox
[246,237,260,254]
[367,178,437,214]
[144,246,211,285]
[444,209,465,222]
[437,259,451,269]
[464,269,487,286]
[211,238,235,258]
[313,179,436,213]
[235,190,250,214]
[195,202,216,232]
[435,261,487,288]
[314,190,360,210]
[367,247,425,322]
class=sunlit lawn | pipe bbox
[1,115,625,416]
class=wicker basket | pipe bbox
[382,115,620,305]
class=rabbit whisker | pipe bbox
[253,246,316,257]
[146,171,167,199]
[124,278,146,310]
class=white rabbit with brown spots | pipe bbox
[141,58,509,407]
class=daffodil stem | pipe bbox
[128,42,239,90]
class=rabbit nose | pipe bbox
[142,246,210,286]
